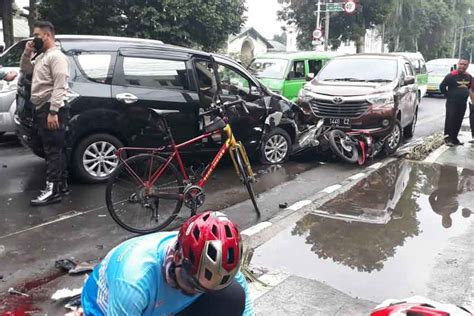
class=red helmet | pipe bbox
[178,211,242,291]
[371,296,472,316]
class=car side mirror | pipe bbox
[250,85,262,96]
[404,75,415,85]
[306,73,315,81]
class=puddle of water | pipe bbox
[252,160,474,301]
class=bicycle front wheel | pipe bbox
[233,148,261,217]
[106,154,184,234]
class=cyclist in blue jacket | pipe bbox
[81,211,254,315]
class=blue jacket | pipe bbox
[82,232,254,315]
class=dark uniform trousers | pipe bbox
[35,104,70,183]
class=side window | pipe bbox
[0,41,26,67]
[217,64,250,97]
[77,53,112,84]
[420,60,427,74]
[308,60,323,75]
[122,57,189,90]
[288,60,305,80]
[404,63,414,76]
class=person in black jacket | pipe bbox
[440,57,472,146]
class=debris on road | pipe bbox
[279,202,288,209]
[51,288,82,301]
[8,287,30,297]
[396,132,444,160]
[55,259,77,272]
[69,261,95,275]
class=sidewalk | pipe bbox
[248,118,474,315]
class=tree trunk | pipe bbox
[27,0,37,35]
[356,34,365,53]
[1,0,14,48]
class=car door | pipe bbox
[193,58,267,153]
[282,59,306,101]
[403,62,417,125]
[111,48,201,149]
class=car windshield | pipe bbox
[427,64,452,76]
[248,58,288,79]
[318,58,398,82]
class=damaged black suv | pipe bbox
[15,35,298,183]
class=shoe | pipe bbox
[59,180,71,196]
[31,181,62,206]
[445,141,455,147]
[453,139,464,146]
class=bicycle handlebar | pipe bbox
[199,97,249,117]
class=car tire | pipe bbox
[260,127,292,165]
[404,107,418,139]
[384,119,403,155]
[73,133,124,183]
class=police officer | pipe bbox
[440,57,472,146]
[20,21,70,206]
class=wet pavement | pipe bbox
[252,160,474,302]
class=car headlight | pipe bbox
[367,93,394,105]
[297,88,312,103]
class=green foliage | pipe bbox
[38,0,246,51]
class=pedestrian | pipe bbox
[20,21,70,206]
[470,79,474,143]
[440,57,472,146]
[79,211,254,316]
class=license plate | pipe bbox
[324,117,351,129]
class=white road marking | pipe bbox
[369,162,383,169]
[348,172,365,181]
[424,145,449,163]
[241,221,272,237]
[286,200,312,211]
[321,184,341,194]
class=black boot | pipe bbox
[31,181,62,206]
[59,180,71,196]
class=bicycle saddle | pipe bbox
[205,117,226,133]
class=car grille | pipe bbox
[310,99,370,118]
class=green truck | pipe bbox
[248,51,338,101]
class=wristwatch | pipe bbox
[49,111,58,116]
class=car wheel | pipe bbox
[404,107,418,139]
[73,133,123,183]
[384,120,403,155]
[260,127,292,164]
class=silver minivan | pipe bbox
[0,40,26,135]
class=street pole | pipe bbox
[381,23,385,53]
[324,6,330,51]
[452,30,457,58]
[316,0,321,31]
[458,26,464,58]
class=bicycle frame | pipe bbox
[116,122,250,192]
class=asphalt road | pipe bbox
[0,95,447,296]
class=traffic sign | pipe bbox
[313,28,323,40]
[326,3,343,12]
[344,0,356,14]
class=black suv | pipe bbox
[15,35,298,182]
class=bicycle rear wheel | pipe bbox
[233,148,261,217]
[106,154,184,234]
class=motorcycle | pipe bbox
[327,129,388,165]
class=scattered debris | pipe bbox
[69,261,95,275]
[55,259,77,272]
[51,288,82,301]
[0,274,3,280]
[279,202,288,209]
[397,132,445,160]
[65,296,82,311]
[98,214,107,217]
[96,245,104,250]
[8,287,30,297]
[2,164,7,168]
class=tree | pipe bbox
[273,32,287,45]
[38,0,246,51]
[278,0,394,52]
[0,0,14,48]
[20,0,39,35]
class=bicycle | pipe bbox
[105,98,260,234]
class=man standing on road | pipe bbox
[20,21,70,206]
[440,57,472,146]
